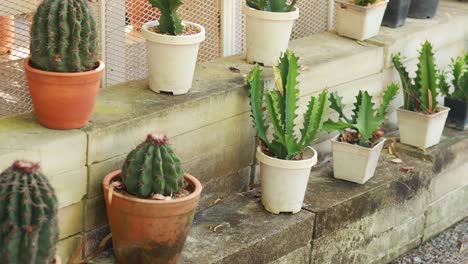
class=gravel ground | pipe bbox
[391,218,467,264]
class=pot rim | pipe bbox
[242,5,300,21]
[335,0,389,9]
[256,146,317,169]
[103,170,202,205]
[24,58,105,76]
[141,20,206,45]
[397,106,450,117]
[331,134,386,151]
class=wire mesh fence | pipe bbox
[0,0,332,117]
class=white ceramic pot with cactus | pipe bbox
[243,0,299,66]
[248,50,329,214]
[324,84,399,184]
[142,0,205,95]
[392,41,450,149]
[335,0,389,41]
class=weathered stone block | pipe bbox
[430,162,468,203]
[57,235,82,264]
[271,245,310,264]
[84,196,108,232]
[58,202,83,240]
[52,167,87,208]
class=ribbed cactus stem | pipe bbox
[121,134,185,198]
[0,161,59,264]
[148,0,184,35]
[30,0,98,72]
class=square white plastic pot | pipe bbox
[332,135,386,184]
[335,0,389,41]
[397,107,450,149]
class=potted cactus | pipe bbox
[335,0,389,41]
[141,0,205,95]
[0,161,61,264]
[323,84,399,184]
[382,0,411,28]
[24,0,105,129]
[243,0,300,66]
[103,134,202,263]
[0,15,14,59]
[248,50,329,214]
[392,41,450,149]
[408,0,439,19]
[439,53,468,130]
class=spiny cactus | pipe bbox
[353,0,378,6]
[392,41,439,114]
[323,84,400,147]
[248,50,329,160]
[148,0,184,35]
[0,161,59,264]
[30,0,99,73]
[121,134,185,198]
[246,0,297,12]
[439,52,468,101]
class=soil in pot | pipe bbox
[444,97,468,130]
[103,171,202,264]
[408,0,439,19]
[0,15,14,57]
[382,0,411,28]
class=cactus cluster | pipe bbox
[0,161,59,264]
[148,0,184,35]
[439,52,468,101]
[323,84,400,147]
[121,134,185,198]
[352,0,378,6]
[248,50,329,160]
[392,41,440,114]
[247,0,297,12]
[30,0,99,73]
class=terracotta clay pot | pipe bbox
[0,15,14,56]
[24,58,105,129]
[103,170,202,264]
[126,0,160,31]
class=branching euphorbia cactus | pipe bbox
[0,161,59,263]
[248,50,329,160]
[246,0,297,12]
[148,0,184,35]
[323,84,399,147]
[30,0,99,72]
[352,0,378,6]
[392,41,439,114]
[121,134,185,198]
[439,52,468,101]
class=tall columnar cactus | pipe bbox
[30,0,99,73]
[246,0,297,12]
[248,50,329,160]
[323,84,400,147]
[148,0,184,35]
[121,134,185,198]
[353,0,378,6]
[392,41,439,114]
[0,161,59,264]
[439,52,468,101]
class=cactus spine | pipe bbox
[121,134,185,198]
[148,0,184,35]
[0,161,59,264]
[30,0,99,72]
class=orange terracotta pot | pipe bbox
[126,0,160,31]
[103,170,202,264]
[0,15,14,56]
[24,58,105,129]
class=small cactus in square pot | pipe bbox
[102,134,202,264]
[24,0,105,130]
[0,160,61,264]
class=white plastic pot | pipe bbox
[243,6,299,67]
[397,107,450,149]
[335,0,389,41]
[141,21,205,95]
[256,146,317,214]
[332,135,386,184]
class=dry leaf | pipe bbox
[228,66,240,73]
[209,222,231,233]
[400,166,415,173]
[108,181,122,205]
[152,194,166,200]
[391,158,403,164]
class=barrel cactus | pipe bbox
[121,134,185,198]
[0,161,59,264]
[148,0,184,35]
[30,0,99,72]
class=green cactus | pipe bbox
[121,134,185,198]
[323,84,399,147]
[246,0,297,12]
[0,161,59,264]
[392,41,439,114]
[353,0,378,6]
[30,0,99,73]
[248,50,329,160]
[439,52,468,101]
[148,0,184,35]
